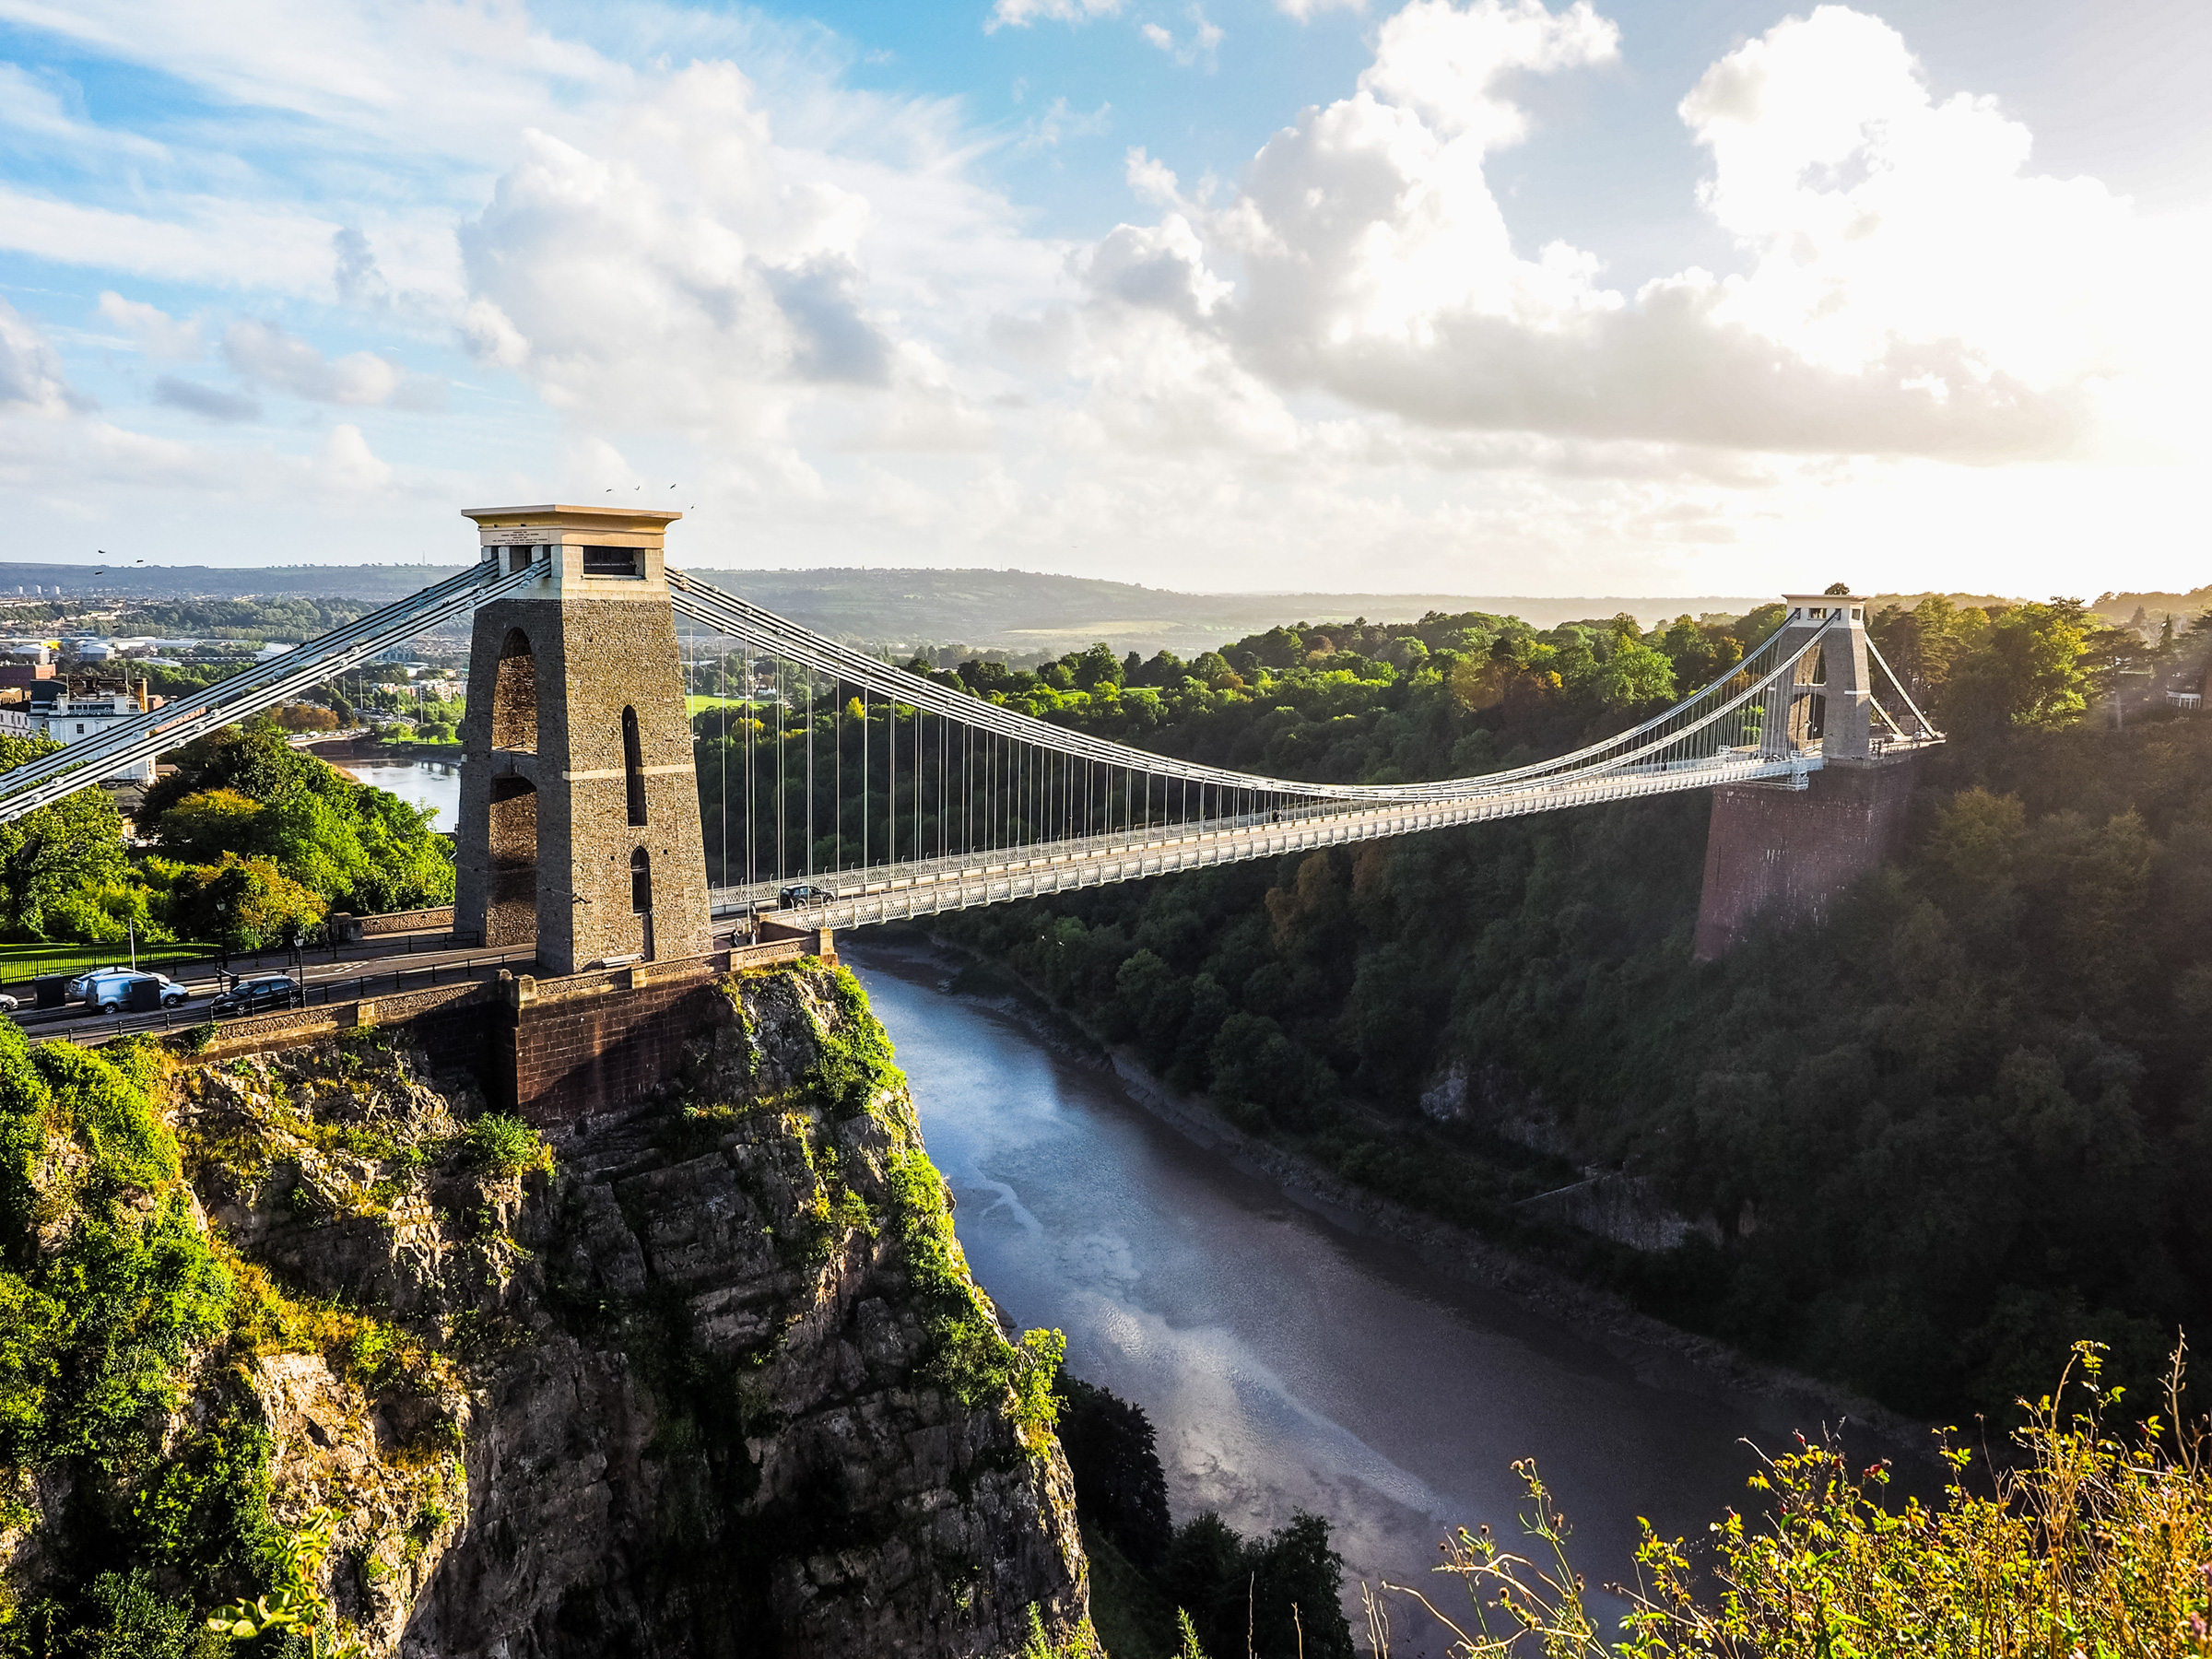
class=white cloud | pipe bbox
[1016,97,1112,154]
[446,56,1053,495]
[0,188,340,292]
[315,423,394,493]
[1140,7,1224,69]
[0,61,167,159]
[1063,0,2153,462]
[96,292,204,361]
[0,300,85,417]
[987,0,1124,30]
[1276,0,1365,17]
[1360,0,1618,148]
[221,320,444,409]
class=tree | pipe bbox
[269,703,338,733]
[1592,625,1677,709]
[153,789,265,865]
[146,727,453,914]
[1073,642,1125,692]
[0,735,128,940]
[157,853,324,951]
[1054,1378,1171,1567]
[1162,1511,1354,1659]
[1947,599,2095,730]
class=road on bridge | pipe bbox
[16,929,536,1046]
[18,921,778,1048]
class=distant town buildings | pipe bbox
[28,677,165,782]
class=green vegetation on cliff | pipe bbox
[0,963,1092,1655]
[0,1028,336,1653]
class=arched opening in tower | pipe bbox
[488,776,538,947]
[621,705,647,826]
[630,846,654,960]
[493,628,536,751]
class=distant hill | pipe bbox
[0,558,1779,656]
[683,569,1777,657]
[0,561,466,604]
[2089,584,2212,627]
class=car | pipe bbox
[777,882,838,909]
[78,970,188,1014]
[0,993,17,1014]
[210,974,299,1018]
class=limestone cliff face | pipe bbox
[173,963,1089,1658]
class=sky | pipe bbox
[0,0,2206,597]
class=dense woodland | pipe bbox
[789,594,2209,1421]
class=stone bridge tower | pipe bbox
[1694,594,1916,958]
[453,506,712,976]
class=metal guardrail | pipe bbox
[3,925,485,999]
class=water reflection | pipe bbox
[344,757,461,826]
[847,938,1872,1636]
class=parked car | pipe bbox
[0,992,18,1014]
[210,974,299,1018]
[777,882,838,909]
[78,970,188,1014]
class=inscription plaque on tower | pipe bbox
[453,505,712,976]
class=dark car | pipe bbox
[777,882,837,909]
[210,974,298,1017]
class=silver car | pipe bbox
[78,970,188,1014]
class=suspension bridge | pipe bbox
[2,505,1936,987]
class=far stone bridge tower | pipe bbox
[453,505,712,977]
[1692,593,1916,958]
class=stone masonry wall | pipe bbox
[1693,759,1916,959]
[454,584,712,977]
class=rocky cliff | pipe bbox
[0,963,1090,1657]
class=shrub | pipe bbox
[463,1113,552,1178]
[1383,1342,2212,1659]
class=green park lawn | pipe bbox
[0,939,216,987]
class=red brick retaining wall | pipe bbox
[1693,759,1916,959]
[501,968,726,1127]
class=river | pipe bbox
[340,756,462,827]
[844,936,1870,1641]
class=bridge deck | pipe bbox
[712,749,1821,931]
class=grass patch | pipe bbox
[0,938,216,986]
